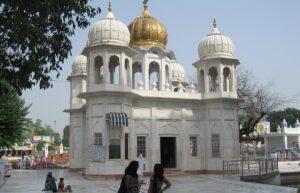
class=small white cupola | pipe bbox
[282,118,288,128]
[88,1,130,47]
[72,55,87,74]
[198,17,235,60]
[277,125,282,133]
[170,60,185,83]
[296,118,300,128]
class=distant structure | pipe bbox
[264,118,300,155]
[64,1,240,176]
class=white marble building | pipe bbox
[264,119,300,154]
[64,1,240,176]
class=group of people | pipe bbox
[44,172,72,192]
[118,161,171,193]
[44,161,170,193]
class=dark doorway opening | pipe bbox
[160,137,176,168]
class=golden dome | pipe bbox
[128,0,168,48]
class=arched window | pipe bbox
[223,67,232,92]
[94,56,103,83]
[124,59,130,87]
[149,61,160,91]
[208,67,218,92]
[165,65,170,85]
[109,55,120,84]
[199,69,204,93]
[132,62,142,89]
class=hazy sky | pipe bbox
[22,0,300,134]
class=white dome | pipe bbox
[72,55,87,74]
[198,18,235,59]
[170,61,184,82]
[88,9,130,47]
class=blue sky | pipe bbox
[22,0,300,134]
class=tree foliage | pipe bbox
[267,108,300,132]
[29,119,61,146]
[37,140,46,152]
[62,125,70,147]
[0,0,100,94]
[31,119,53,136]
[238,69,286,142]
[0,79,30,149]
[53,132,61,146]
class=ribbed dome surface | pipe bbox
[88,10,130,47]
[170,61,184,82]
[198,18,235,59]
[128,3,168,48]
[72,55,87,74]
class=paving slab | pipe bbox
[0,170,297,193]
[279,161,300,173]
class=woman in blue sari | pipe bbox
[44,172,57,192]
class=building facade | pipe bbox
[65,1,240,176]
[264,119,300,155]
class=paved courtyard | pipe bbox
[279,161,300,173]
[0,170,297,193]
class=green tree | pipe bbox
[43,124,55,136]
[22,120,34,141]
[62,125,70,147]
[0,79,30,149]
[48,145,56,151]
[0,1,101,93]
[53,132,61,146]
[267,108,300,132]
[31,119,44,135]
[36,140,46,152]
[31,120,54,136]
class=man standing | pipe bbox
[0,154,5,183]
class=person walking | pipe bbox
[148,164,171,193]
[0,154,5,183]
[118,161,142,193]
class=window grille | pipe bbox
[189,136,198,156]
[94,133,102,146]
[212,134,220,158]
[109,139,121,159]
[137,136,146,157]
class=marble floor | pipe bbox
[0,170,297,193]
[279,160,300,173]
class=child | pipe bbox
[58,178,64,191]
[148,164,171,193]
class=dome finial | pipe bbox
[143,0,148,10]
[210,17,220,35]
[213,17,217,28]
[108,0,112,12]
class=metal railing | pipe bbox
[223,157,278,178]
[5,160,69,170]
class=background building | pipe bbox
[264,118,300,157]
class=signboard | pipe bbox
[86,145,106,162]
[42,136,52,143]
[33,135,42,142]
[32,135,53,143]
